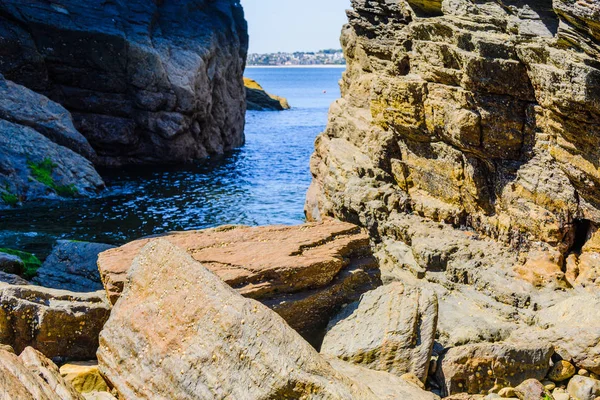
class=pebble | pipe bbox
[498,387,517,398]
[542,380,556,391]
[579,369,590,377]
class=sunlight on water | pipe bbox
[0,67,345,257]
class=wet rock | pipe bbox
[0,0,249,167]
[97,240,381,399]
[438,341,553,396]
[0,346,83,399]
[515,379,553,400]
[567,375,600,400]
[97,220,380,345]
[0,75,104,206]
[60,361,110,394]
[0,252,24,275]
[33,241,115,292]
[0,284,111,360]
[548,360,576,382]
[245,77,290,111]
[321,281,437,382]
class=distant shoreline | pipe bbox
[246,65,346,69]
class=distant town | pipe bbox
[247,49,346,66]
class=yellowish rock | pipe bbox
[60,361,110,393]
[548,360,576,382]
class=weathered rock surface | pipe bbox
[514,379,554,400]
[97,220,380,345]
[306,0,600,283]
[33,241,115,292]
[567,375,600,400]
[305,0,600,394]
[60,361,110,394]
[97,240,382,399]
[0,346,83,399]
[321,281,437,382]
[245,77,291,111]
[327,357,440,400]
[0,75,105,206]
[0,0,248,167]
[437,341,553,396]
[0,284,111,360]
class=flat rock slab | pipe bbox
[98,220,380,345]
[98,240,380,399]
[0,284,111,360]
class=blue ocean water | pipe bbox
[0,67,345,256]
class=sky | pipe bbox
[240,0,351,54]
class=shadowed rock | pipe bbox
[0,0,249,167]
[33,241,115,293]
[245,77,291,111]
[0,284,111,360]
[0,346,84,399]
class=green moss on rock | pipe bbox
[27,158,79,198]
[0,248,42,279]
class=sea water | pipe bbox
[0,67,345,257]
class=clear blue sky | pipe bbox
[240,0,351,54]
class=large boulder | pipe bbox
[0,284,111,360]
[321,282,438,383]
[97,220,381,345]
[0,346,83,399]
[0,0,248,167]
[97,240,381,399]
[0,75,105,206]
[33,241,115,292]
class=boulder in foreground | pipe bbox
[98,240,382,399]
[0,346,83,399]
[98,220,380,345]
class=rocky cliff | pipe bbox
[307,0,600,394]
[307,0,600,287]
[0,0,248,167]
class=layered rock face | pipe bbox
[307,0,600,283]
[307,0,600,395]
[0,0,248,166]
